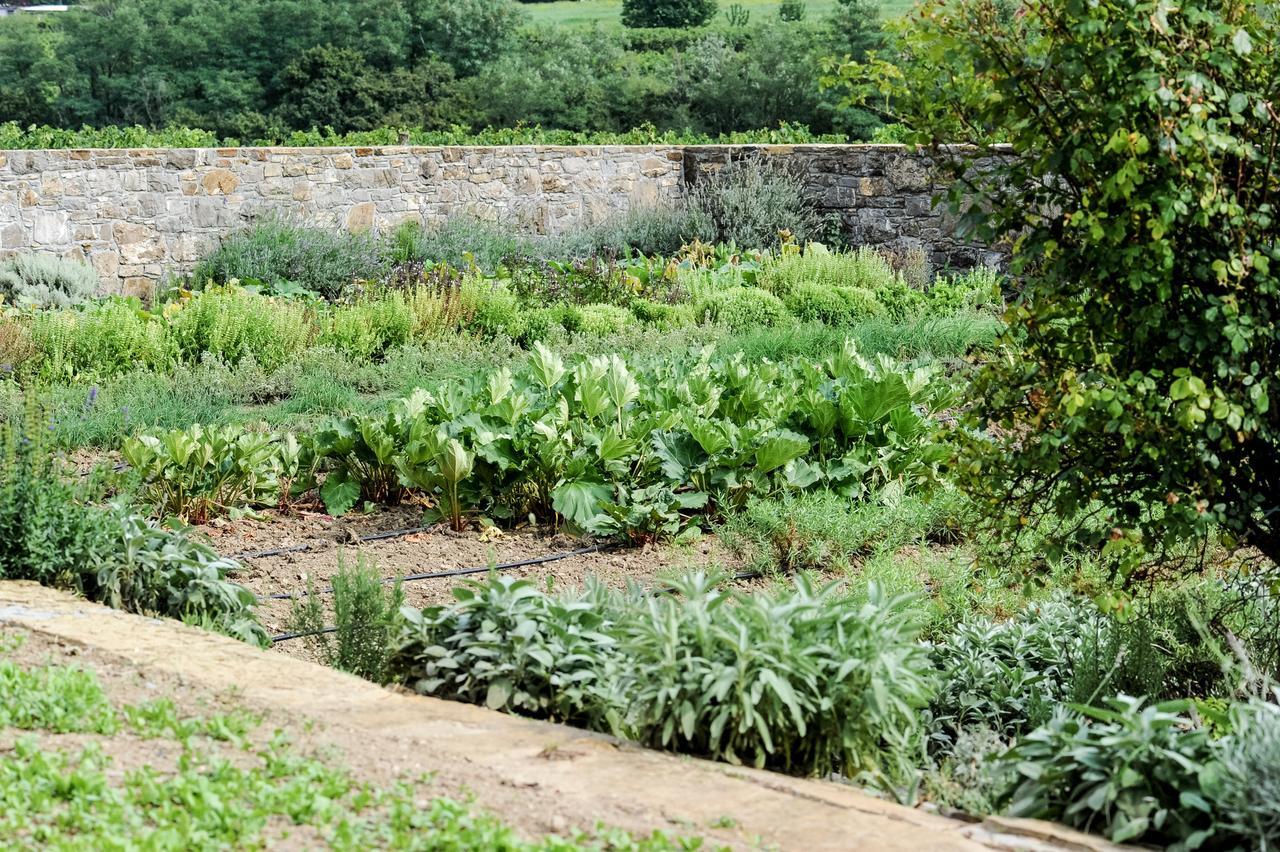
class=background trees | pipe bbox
[0,0,885,137]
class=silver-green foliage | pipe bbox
[0,254,98,309]
[1216,699,1280,847]
[390,571,934,782]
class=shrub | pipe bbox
[290,555,403,683]
[622,0,719,29]
[0,254,98,309]
[389,218,527,274]
[695,286,792,331]
[164,288,311,371]
[577,205,716,257]
[783,283,882,325]
[467,282,525,339]
[1000,696,1219,847]
[629,298,694,329]
[192,217,386,301]
[864,0,1280,573]
[779,0,806,20]
[576,303,633,336]
[687,156,832,249]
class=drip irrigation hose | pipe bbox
[268,566,765,644]
[232,524,439,561]
[261,543,617,602]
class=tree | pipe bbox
[621,0,718,29]
[832,0,1280,579]
[405,0,524,76]
[272,46,389,133]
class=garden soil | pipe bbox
[0,582,1123,852]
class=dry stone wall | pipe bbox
[0,144,996,295]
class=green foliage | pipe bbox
[852,0,1280,572]
[308,341,955,527]
[165,287,312,372]
[1001,696,1219,848]
[1215,699,1280,846]
[623,0,720,28]
[695,286,792,330]
[758,245,898,295]
[321,292,415,360]
[0,660,118,734]
[783,282,883,325]
[103,512,269,647]
[191,218,387,301]
[0,254,99,310]
[122,425,298,523]
[0,121,854,150]
[391,571,933,782]
[291,556,404,683]
[0,404,118,589]
[0,403,267,645]
[577,303,635,336]
[779,0,806,20]
[688,157,833,249]
[0,726,697,850]
[27,300,167,383]
[407,0,526,77]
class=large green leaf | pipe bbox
[551,479,613,527]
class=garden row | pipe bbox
[0,220,1000,388]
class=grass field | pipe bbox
[521,0,916,28]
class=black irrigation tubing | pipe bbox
[268,566,766,644]
[232,524,439,561]
[261,543,617,603]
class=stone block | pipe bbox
[345,201,375,232]
[201,168,240,195]
[32,211,69,244]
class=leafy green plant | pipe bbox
[586,482,706,544]
[0,254,99,309]
[694,287,792,331]
[392,571,933,785]
[783,282,883,325]
[103,511,269,647]
[1000,696,1219,847]
[0,660,118,734]
[122,424,286,523]
[622,0,719,29]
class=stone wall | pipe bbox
[682,145,1006,270]
[0,144,996,295]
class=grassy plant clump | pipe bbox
[758,245,899,295]
[0,254,99,310]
